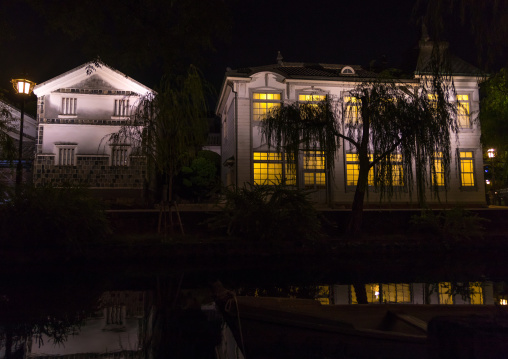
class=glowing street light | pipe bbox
[11,78,36,185]
[488,148,496,158]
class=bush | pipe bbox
[212,183,322,242]
[0,185,110,253]
[410,208,487,244]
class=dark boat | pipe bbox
[212,283,508,359]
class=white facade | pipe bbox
[216,47,486,207]
[32,61,152,199]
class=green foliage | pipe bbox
[410,208,486,244]
[176,150,221,202]
[213,183,322,242]
[0,185,111,252]
[111,66,209,201]
[480,67,508,151]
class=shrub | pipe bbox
[0,185,110,253]
[212,183,322,242]
[410,208,487,244]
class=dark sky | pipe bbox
[0,0,479,108]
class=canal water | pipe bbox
[1,264,507,359]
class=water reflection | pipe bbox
[1,279,507,358]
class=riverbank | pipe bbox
[2,207,508,285]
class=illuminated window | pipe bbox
[350,284,380,304]
[382,284,412,303]
[316,286,330,305]
[438,282,453,304]
[345,153,374,186]
[469,282,483,305]
[350,283,411,304]
[457,94,471,128]
[379,154,404,186]
[253,152,295,185]
[114,99,130,116]
[111,146,129,166]
[459,151,475,187]
[56,145,77,166]
[298,94,326,102]
[252,92,281,121]
[61,98,77,115]
[500,299,508,305]
[303,151,326,188]
[344,96,360,124]
[431,152,444,187]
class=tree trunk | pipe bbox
[353,283,368,304]
[347,155,371,236]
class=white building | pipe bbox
[32,61,152,205]
[216,43,486,207]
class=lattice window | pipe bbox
[61,98,77,115]
[114,99,130,116]
[459,151,475,187]
[252,92,281,121]
[57,146,76,166]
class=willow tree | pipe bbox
[262,77,457,235]
[109,66,209,204]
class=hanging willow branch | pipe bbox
[261,66,458,233]
[107,66,209,200]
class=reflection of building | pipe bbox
[27,291,145,357]
[0,100,36,185]
[32,61,152,205]
[331,282,495,305]
[216,42,485,207]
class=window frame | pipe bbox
[458,149,476,190]
[345,152,374,190]
[302,150,326,189]
[110,144,130,167]
[55,144,77,166]
[252,151,295,186]
[431,151,445,188]
[59,97,77,118]
[456,93,472,130]
[251,91,282,122]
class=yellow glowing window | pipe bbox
[469,282,483,305]
[457,94,471,128]
[344,96,360,124]
[500,299,508,305]
[432,152,444,187]
[316,286,330,305]
[253,92,281,121]
[382,154,404,186]
[350,284,381,304]
[345,153,374,186]
[382,284,411,303]
[459,151,475,187]
[303,151,326,187]
[438,282,453,304]
[299,94,326,102]
[253,152,295,185]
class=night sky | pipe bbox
[0,0,482,109]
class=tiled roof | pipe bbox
[228,62,378,80]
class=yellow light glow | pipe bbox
[11,78,36,95]
[500,299,507,305]
[488,148,496,158]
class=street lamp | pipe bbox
[11,78,36,185]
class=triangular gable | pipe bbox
[33,61,153,97]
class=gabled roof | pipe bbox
[33,60,153,96]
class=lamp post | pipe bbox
[487,148,496,205]
[11,78,36,186]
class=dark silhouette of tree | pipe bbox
[262,74,457,235]
[109,66,209,204]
